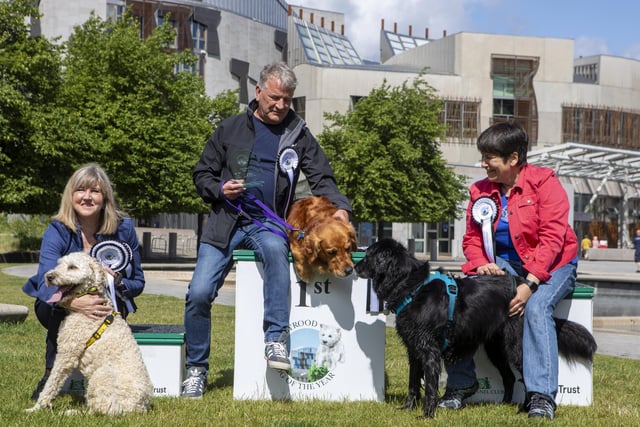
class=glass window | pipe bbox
[157,10,178,48]
[106,1,124,22]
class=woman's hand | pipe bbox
[476,263,505,276]
[68,293,110,320]
[508,282,535,317]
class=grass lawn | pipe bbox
[1,265,639,426]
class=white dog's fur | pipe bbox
[315,324,345,370]
[26,252,153,415]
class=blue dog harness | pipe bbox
[391,270,458,351]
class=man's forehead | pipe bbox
[261,78,293,94]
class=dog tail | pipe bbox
[554,317,598,362]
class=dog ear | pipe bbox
[304,234,322,261]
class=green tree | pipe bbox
[319,76,467,239]
[37,13,219,220]
[0,0,63,213]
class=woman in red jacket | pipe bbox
[439,122,578,419]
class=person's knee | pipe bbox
[257,242,289,263]
[187,279,218,305]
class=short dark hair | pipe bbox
[477,122,529,166]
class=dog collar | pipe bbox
[85,311,120,348]
[75,286,99,298]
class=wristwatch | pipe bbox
[523,279,539,293]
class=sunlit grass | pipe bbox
[1,265,639,426]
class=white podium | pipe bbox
[466,285,594,406]
[232,250,386,401]
[61,324,185,397]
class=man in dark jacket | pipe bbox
[181,62,352,398]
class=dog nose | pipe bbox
[46,272,56,284]
[344,265,353,276]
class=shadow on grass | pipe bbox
[211,368,234,389]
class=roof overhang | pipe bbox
[527,143,640,185]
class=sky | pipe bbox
[294,0,640,63]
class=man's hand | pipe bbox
[332,209,349,223]
[223,179,246,200]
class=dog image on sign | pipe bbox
[315,324,345,371]
[289,323,346,383]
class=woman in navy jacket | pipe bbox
[22,163,145,400]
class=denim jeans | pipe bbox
[444,257,577,402]
[184,220,291,370]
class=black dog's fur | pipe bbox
[355,238,597,418]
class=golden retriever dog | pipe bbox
[27,252,153,415]
[286,196,357,282]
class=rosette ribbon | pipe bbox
[90,240,135,313]
[471,197,498,263]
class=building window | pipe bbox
[292,97,306,120]
[491,55,539,144]
[106,1,125,22]
[156,10,178,49]
[350,96,365,109]
[186,20,207,77]
[562,105,640,150]
[440,99,480,141]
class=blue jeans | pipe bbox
[444,257,576,403]
[183,220,291,370]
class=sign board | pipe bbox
[466,285,594,406]
[61,324,185,397]
[233,251,386,401]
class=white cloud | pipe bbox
[295,0,491,61]
[574,36,610,58]
[623,43,640,61]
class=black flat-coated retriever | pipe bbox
[355,238,597,418]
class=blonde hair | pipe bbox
[52,163,124,234]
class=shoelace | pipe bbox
[267,342,288,359]
[182,375,204,394]
[529,397,554,417]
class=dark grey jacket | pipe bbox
[193,99,351,248]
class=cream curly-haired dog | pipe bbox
[27,252,153,415]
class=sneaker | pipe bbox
[264,341,291,371]
[181,366,207,398]
[438,380,479,409]
[528,393,555,419]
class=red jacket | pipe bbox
[461,164,578,282]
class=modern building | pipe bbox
[34,0,640,256]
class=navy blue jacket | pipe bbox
[22,218,145,308]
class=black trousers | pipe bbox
[33,299,67,370]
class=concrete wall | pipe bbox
[201,9,284,102]
[39,0,106,41]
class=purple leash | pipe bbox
[224,191,303,241]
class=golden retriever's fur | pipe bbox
[286,196,357,282]
[26,252,153,415]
